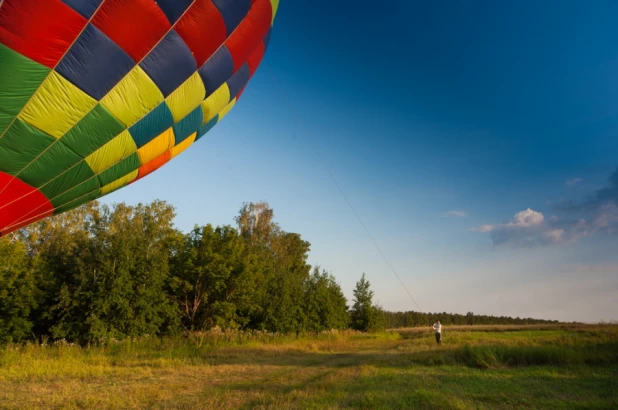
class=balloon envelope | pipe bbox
[0,0,279,236]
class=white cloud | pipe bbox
[472,208,589,247]
[471,209,559,247]
[592,202,618,233]
[543,229,565,243]
[508,208,544,227]
[444,210,467,217]
[470,224,494,233]
[566,178,583,186]
[473,168,618,248]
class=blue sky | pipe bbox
[102,0,618,323]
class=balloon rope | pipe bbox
[0,188,100,235]
[265,64,423,313]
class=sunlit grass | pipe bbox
[1,325,617,409]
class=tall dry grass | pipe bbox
[0,328,401,381]
[0,326,617,409]
[391,323,618,369]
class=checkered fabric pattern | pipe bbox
[0,0,279,235]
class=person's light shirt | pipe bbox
[433,323,441,333]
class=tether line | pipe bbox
[266,64,423,312]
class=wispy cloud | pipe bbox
[473,168,618,247]
[566,178,583,186]
[470,224,493,233]
[443,210,467,217]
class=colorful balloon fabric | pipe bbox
[0,0,278,236]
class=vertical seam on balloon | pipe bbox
[0,0,109,142]
[1,188,99,234]
[210,0,250,38]
[0,0,273,230]
[0,0,199,198]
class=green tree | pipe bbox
[21,200,180,343]
[235,201,278,246]
[235,202,313,334]
[0,237,38,344]
[18,202,102,341]
[261,232,311,334]
[350,273,386,332]
[170,224,249,330]
[84,201,180,341]
[234,201,278,329]
[304,267,349,333]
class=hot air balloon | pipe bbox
[0,0,279,236]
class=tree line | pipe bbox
[384,311,560,329]
[0,200,385,345]
[0,200,560,345]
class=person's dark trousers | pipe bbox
[435,333,441,344]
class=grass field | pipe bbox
[1,325,617,409]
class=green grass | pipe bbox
[1,325,617,409]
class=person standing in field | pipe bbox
[433,320,442,344]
